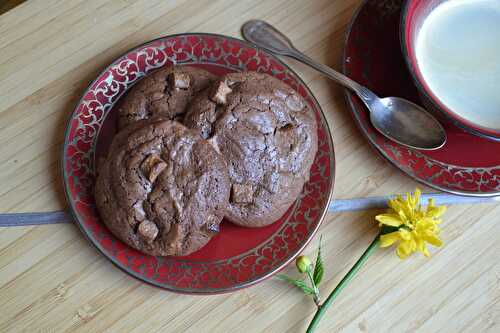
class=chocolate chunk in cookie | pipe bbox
[168,71,191,90]
[209,80,233,104]
[140,154,167,183]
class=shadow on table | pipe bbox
[0,0,26,16]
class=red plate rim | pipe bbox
[61,33,335,294]
[341,1,500,198]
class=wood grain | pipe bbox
[0,1,498,332]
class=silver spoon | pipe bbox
[242,20,446,150]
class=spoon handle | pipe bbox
[285,50,379,104]
[289,50,364,94]
[242,20,377,103]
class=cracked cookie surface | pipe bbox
[95,119,230,256]
[184,72,318,227]
[117,66,216,129]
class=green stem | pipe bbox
[306,235,380,333]
[306,269,320,306]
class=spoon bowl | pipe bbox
[373,97,446,149]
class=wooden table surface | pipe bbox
[1,1,499,332]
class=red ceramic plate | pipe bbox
[343,0,500,196]
[62,33,335,293]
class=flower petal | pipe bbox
[416,238,430,257]
[423,233,443,247]
[415,218,437,232]
[398,210,408,224]
[427,205,447,219]
[396,241,413,259]
[388,196,404,212]
[375,214,403,227]
[410,238,417,252]
[380,232,401,248]
[413,188,421,205]
[405,201,411,214]
[399,229,412,241]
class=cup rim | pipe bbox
[400,0,500,141]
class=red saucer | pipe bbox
[343,0,500,196]
[62,34,335,293]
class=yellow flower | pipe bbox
[375,188,446,259]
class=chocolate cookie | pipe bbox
[95,119,230,256]
[117,66,216,129]
[184,72,318,227]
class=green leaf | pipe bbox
[313,235,324,285]
[277,275,314,295]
